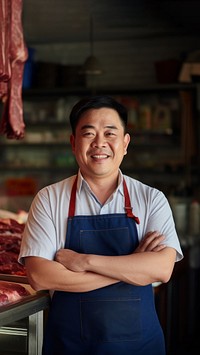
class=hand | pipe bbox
[55,249,87,272]
[135,231,166,253]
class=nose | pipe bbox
[91,133,107,148]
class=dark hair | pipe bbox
[69,95,128,134]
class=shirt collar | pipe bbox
[76,169,124,197]
[76,170,84,194]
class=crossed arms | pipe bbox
[25,231,176,293]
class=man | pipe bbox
[19,95,183,355]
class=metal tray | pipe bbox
[0,290,50,326]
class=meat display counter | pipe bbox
[0,275,50,355]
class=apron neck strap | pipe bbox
[123,179,140,224]
[68,175,78,218]
[68,175,140,224]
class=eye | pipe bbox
[82,131,95,137]
[105,131,116,137]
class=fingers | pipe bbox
[136,231,166,253]
[152,244,166,252]
[146,233,165,251]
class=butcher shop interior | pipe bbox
[0,0,200,354]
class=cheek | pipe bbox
[114,140,126,152]
[74,142,87,159]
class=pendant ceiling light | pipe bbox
[81,16,103,75]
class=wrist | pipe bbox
[83,253,93,271]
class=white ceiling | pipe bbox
[22,0,200,45]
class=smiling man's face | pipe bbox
[70,107,130,182]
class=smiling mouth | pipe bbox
[91,154,109,159]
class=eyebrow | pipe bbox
[80,124,119,130]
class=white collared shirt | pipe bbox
[19,170,183,264]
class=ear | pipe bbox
[124,133,130,155]
[70,134,75,153]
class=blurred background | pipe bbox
[0,1,200,354]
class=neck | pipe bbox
[82,172,119,205]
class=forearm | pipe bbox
[24,256,118,292]
[55,231,176,287]
[84,248,176,286]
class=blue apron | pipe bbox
[42,176,165,355]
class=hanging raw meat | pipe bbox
[0,0,28,139]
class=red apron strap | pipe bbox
[68,175,140,224]
[68,175,78,218]
[123,179,140,224]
